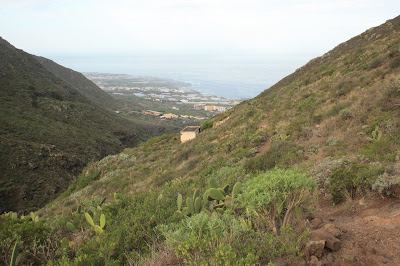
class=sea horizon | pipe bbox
[48,53,313,99]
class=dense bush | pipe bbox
[0,215,59,265]
[372,173,400,196]
[73,192,176,264]
[239,168,316,235]
[200,120,213,130]
[329,162,384,204]
[160,168,314,264]
[160,211,257,265]
[361,135,400,163]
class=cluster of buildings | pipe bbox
[106,85,239,106]
[142,110,206,120]
[194,104,231,112]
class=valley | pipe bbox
[1,15,400,266]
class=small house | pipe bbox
[180,126,201,143]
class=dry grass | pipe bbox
[136,246,182,266]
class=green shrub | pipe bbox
[339,108,351,120]
[206,166,248,186]
[244,141,304,173]
[369,57,384,69]
[238,168,316,235]
[69,191,176,265]
[361,135,400,163]
[60,166,101,198]
[160,211,258,265]
[0,215,58,265]
[329,162,384,204]
[200,120,213,130]
[325,103,350,119]
[390,56,400,69]
[372,173,400,196]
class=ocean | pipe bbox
[49,53,311,99]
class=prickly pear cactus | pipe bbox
[186,198,194,215]
[177,193,183,211]
[232,182,242,199]
[207,188,225,201]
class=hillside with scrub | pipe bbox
[0,37,177,213]
[2,16,400,265]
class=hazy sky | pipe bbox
[1,0,399,57]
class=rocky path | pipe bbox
[307,197,400,265]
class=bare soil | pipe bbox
[314,196,400,265]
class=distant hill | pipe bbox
[0,37,143,212]
[34,56,123,110]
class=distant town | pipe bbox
[84,73,242,119]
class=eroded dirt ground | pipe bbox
[314,196,400,265]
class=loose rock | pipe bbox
[311,229,341,251]
[305,240,326,258]
[311,218,323,229]
[323,223,342,238]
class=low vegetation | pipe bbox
[1,167,316,265]
[2,15,400,264]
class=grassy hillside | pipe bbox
[34,56,123,110]
[51,15,400,207]
[0,37,143,212]
[2,16,400,265]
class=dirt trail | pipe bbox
[258,137,271,154]
[312,196,400,265]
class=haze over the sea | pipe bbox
[52,53,311,99]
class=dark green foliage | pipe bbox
[390,56,400,69]
[0,214,57,265]
[74,192,175,264]
[201,120,213,130]
[161,212,257,265]
[0,39,142,212]
[223,184,230,193]
[369,57,384,69]
[34,56,122,110]
[194,197,202,213]
[361,135,400,163]
[329,162,384,204]
[173,172,244,217]
[334,78,354,97]
[244,141,304,173]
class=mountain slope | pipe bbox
[0,37,142,212]
[55,16,400,204]
[4,16,400,265]
[34,56,122,110]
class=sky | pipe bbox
[1,0,400,58]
